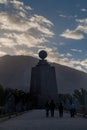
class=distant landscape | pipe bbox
[0,55,87,94]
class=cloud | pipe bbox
[59,12,74,19]
[57,56,86,72]
[0,51,7,56]
[60,17,87,40]
[59,14,67,18]
[0,0,7,4]
[10,0,24,7]
[75,19,87,34]
[41,49,76,70]
[74,15,78,18]
[58,42,65,46]
[81,8,87,12]
[10,0,32,11]
[29,15,54,36]
[47,50,80,71]
[0,0,54,57]
[60,29,84,40]
[75,66,84,71]
[66,53,72,57]
[45,47,59,62]
[76,18,87,24]
[46,49,87,73]
[76,25,87,33]
[81,59,87,66]
[71,49,82,53]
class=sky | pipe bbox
[0,0,87,73]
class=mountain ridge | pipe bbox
[0,55,87,94]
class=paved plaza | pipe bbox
[0,110,87,130]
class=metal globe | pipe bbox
[39,50,47,60]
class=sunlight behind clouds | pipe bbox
[0,0,54,57]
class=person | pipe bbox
[50,100,55,117]
[45,101,50,117]
[70,103,76,117]
[58,102,63,117]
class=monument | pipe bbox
[30,50,58,107]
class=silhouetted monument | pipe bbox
[30,50,58,107]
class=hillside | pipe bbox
[0,55,87,94]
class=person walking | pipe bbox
[58,102,63,117]
[50,100,55,117]
[70,103,76,117]
[45,101,50,117]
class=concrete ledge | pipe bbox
[0,110,30,122]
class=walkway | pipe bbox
[0,110,87,130]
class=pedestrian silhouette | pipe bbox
[58,102,63,117]
[50,100,55,117]
[45,101,50,117]
[70,103,76,117]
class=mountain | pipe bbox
[0,55,87,94]
[53,63,87,93]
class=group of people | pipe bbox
[45,100,63,118]
[45,100,55,117]
[45,100,76,118]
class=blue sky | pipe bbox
[0,0,87,73]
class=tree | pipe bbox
[73,88,86,105]
[0,84,5,106]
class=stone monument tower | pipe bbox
[30,50,58,107]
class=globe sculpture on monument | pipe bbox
[30,50,58,107]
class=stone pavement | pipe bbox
[0,109,87,130]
